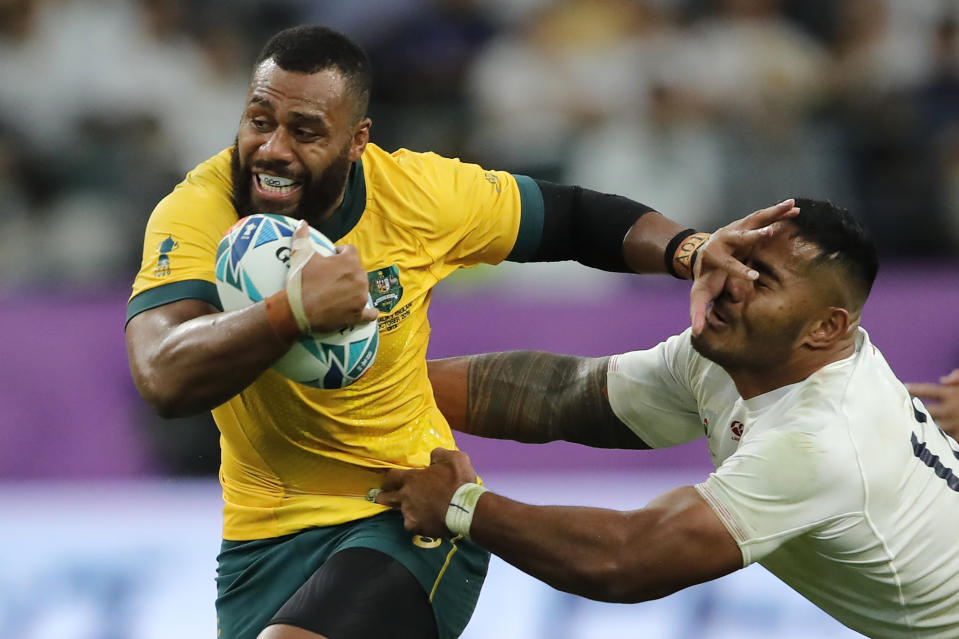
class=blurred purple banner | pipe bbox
[1,262,956,479]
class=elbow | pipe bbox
[132,370,202,419]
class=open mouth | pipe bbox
[706,303,729,327]
[253,173,302,199]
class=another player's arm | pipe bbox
[428,351,647,449]
[377,449,742,603]
[126,223,376,418]
[529,182,799,332]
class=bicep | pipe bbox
[441,350,646,448]
[125,298,218,375]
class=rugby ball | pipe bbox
[214,214,378,389]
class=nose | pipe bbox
[259,127,295,164]
[723,274,750,304]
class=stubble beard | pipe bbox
[230,143,353,227]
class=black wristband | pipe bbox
[664,229,698,278]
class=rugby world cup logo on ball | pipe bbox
[215,214,379,389]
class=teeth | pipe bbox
[257,174,298,192]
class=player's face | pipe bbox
[232,60,370,225]
[691,224,826,371]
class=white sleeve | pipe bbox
[695,427,861,566]
[606,330,704,448]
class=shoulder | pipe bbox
[150,148,237,234]
[362,143,519,233]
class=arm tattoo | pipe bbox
[463,351,649,449]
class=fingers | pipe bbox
[380,468,413,494]
[429,447,455,465]
[941,369,959,385]
[689,270,724,336]
[742,199,798,230]
[906,383,945,401]
[289,220,315,271]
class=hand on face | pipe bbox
[907,369,959,440]
[376,448,479,537]
[690,199,800,336]
[288,220,378,333]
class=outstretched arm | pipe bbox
[377,448,742,603]
[528,182,798,334]
[428,351,647,449]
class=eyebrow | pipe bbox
[248,97,330,132]
[750,257,783,284]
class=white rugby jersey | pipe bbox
[607,328,959,638]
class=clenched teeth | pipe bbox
[257,174,299,193]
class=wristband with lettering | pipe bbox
[665,230,710,279]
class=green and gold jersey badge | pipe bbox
[368,265,403,313]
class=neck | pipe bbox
[727,333,858,400]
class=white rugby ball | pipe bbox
[214,214,378,389]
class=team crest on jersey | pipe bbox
[368,265,403,313]
[154,234,179,277]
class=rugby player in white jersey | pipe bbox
[376,198,959,638]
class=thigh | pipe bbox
[267,546,438,639]
[215,512,489,639]
[336,511,490,639]
[216,529,344,639]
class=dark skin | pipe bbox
[377,447,743,603]
[127,57,796,419]
[126,63,377,418]
[383,217,868,606]
[126,56,798,639]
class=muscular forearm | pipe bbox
[468,486,735,603]
[127,301,293,417]
[429,351,646,449]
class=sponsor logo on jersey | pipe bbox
[368,265,403,313]
[729,420,744,440]
[412,535,443,549]
[154,234,179,277]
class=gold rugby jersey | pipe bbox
[128,144,543,540]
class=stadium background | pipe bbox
[0,0,957,637]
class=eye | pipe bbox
[250,117,272,132]
[293,128,320,141]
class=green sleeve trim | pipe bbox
[126,280,221,326]
[507,174,544,262]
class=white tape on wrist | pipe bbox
[445,483,488,539]
[285,268,311,333]
[286,233,313,333]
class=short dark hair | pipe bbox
[255,25,372,122]
[790,198,879,306]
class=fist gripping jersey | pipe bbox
[128,144,543,540]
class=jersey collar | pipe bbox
[315,158,366,243]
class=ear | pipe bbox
[802,307,850,349]
[349,117,371,162]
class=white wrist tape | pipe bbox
[286,233,314,333]
[445,483,488,539]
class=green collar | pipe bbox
[315,158,367,242]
